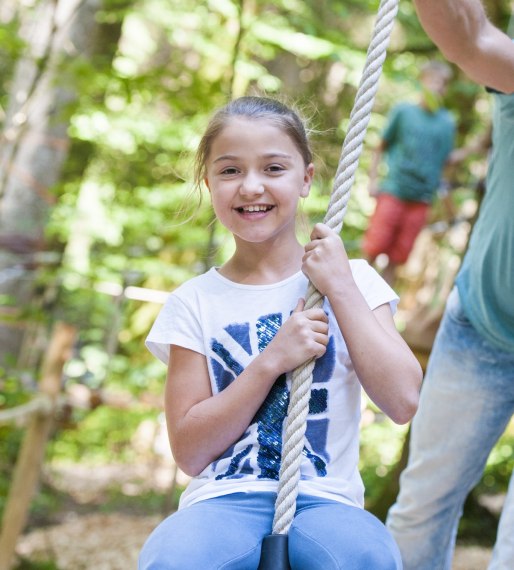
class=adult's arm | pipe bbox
[413,0,514,93]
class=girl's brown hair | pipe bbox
[193,96,313,190]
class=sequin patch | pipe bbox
[309,388,328,414]
[254,374,289,480]
[256,314,282,353]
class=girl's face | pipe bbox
[204,117,314,247]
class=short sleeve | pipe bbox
[382,104,403,145]
[145,294,205,365]
[349,259,399,313]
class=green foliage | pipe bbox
[0,14,25,117]
[0,372,31,514]
[480,422,514,494]
[49,406,157,463]
[14,559,60,570]
[359,412,408,506]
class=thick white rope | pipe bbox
[272,0,400,535]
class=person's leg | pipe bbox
[387,200,429,268]
[289,495,401,570]
[387,288,514,570]
[362,193,404,263]
[138,492,274,570]
[489,470,514,570]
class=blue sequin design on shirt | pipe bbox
[257,314,282,352]
[210,311,335,480]
[254,373,289,479]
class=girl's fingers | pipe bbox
[310,222,330,240]
[313,332,329,346]
[306,318,329,333]
[312,339,328,357]
[303,308,329,323]
[304,240,321,253]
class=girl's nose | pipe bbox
[240,173,265,196]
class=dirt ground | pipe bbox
[14,463,494,570]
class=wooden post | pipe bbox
[0,322,76,570]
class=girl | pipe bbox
[139,96,422,569]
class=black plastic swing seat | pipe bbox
[258,533,291,570]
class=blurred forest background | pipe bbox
[1,0,513,568]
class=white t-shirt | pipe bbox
[146,261,398,510]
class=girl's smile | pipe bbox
[235,203,275,216]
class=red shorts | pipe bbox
[362,193,429,264]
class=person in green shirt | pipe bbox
[363,61,455,285]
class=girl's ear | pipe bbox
[204,177,211,193]
[300,163,314,198]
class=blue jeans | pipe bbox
[139,492,402,569]
[387,288,514,570]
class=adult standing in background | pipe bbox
[387,1,514,569]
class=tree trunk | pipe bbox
[0,0,127,366]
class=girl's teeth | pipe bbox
[245,206,267,212]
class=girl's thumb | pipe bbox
[293,298,305,313]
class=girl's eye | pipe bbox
[220,167,239,175]
[267,164,285,173]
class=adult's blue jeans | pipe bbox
[139,492,401,569]
[387,287,514,570]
